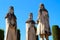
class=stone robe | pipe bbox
[37,10,51,35]
[5,13,17,40]
[28,24,36,40]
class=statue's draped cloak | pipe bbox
[28,26,36,40]
[37,9,51,35]
[5,13,17,40]
[26,19,36,40]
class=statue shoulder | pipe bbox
[5,13,10,18]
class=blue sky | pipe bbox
[0,0,60,40]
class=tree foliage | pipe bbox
[52,25,60,40]
[0,29,4,40]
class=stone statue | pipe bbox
[26,13,37,40]
[5,6,17,40]
[37,3,51,40]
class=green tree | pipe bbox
[0,29,4,40]
[52,25,59,40]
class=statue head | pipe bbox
[9,6,14,14]
[40,3,45,9]
[29,12,33,20]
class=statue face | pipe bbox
[9,6,14,14]
[40,5,44,9]
[29,13,33,20]
[40,3,44,9]
[9,9,14,14]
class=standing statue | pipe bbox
[26,13,37,40]
[37,3,51,40]
[5,6,17,40]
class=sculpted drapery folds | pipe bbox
[5,6,17,40]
